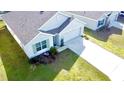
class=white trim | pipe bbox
[57,11,72,18]
[38,12,71,31]
[33,39,49,54]
[65,12,98,21]
[59,18,86,34]
[60,27,81,34]
[3,21,25,48]
[25,32,54,46]
[74,18,87,25]
[39,31,54,36]
[24,33,53,58]
[38,12,59,30]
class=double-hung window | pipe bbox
[41,40,47,49]
[97,19,105,27]
[32,39,48,53]
[35,42,41,52]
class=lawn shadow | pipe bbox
[55,48,79,70]
[84,27,123,42]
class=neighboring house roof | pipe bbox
[69,11,111,20]
[2,11,57,45]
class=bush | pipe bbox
[29,55,47,65]
[29,57,38,64]
[60,39,64,47]
[49,47,58,56]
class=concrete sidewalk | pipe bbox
[65,37,124,81]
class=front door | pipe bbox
[53,34,59,46]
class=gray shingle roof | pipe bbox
[41,17,71,34]
[2,11,57,45]
[69,11,111,20]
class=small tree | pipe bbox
[49,47,58,56]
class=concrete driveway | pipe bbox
[65,37,124,81]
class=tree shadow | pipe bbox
[84,27,123,42]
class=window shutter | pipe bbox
[32,44,37,54]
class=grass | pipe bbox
[84,27,124,59]
[0,57,8,80]
[54,57,110,81]
[0,20,5,29]
[0,21,110,81]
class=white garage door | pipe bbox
[61,28,81,42]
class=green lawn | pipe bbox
[0,22,110,81]
[54,56,110,80]
[84,27,124,59]
[0,57,8,80]
[0,20,5,29]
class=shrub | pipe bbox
[60,39,64,47]
[29,57,38,64]
[29,56,47,65]
[49,47,58,56]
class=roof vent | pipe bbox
[40,11,44,14]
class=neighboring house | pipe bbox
[119,11,124,17]
[109,11,124,30]
[2,11,86,58]
[63,11,119,31]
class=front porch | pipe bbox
[56,45,67,53]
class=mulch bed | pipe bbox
[29,51,58,65]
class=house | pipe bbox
[2,11,86,58]
[63,11,119,31]
[110,11,124,30]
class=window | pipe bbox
[35,42,41,52]
[97,19,105,27]
[41,40,47,49]
[32,39,48,53]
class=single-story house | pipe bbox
[63,11,119,31]
[2,11,86,58]
[109,11,124,30]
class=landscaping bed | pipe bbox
[29,47,58,65]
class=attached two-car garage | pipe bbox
[59,18,86,43]
[60,27,82,42]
